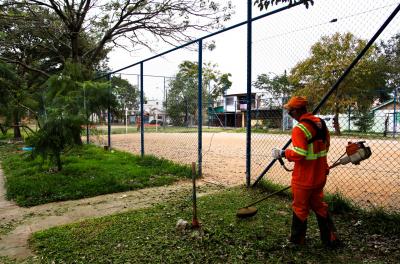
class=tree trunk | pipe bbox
[383,116,389,137]
[13,111,22,139]
[71,32,80,63]
[0,124,8,135]
[55,152,62,171]
[333,112,341,135]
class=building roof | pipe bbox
[371,99,399,111]
[226,92,256,97]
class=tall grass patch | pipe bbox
[1,144,191,207]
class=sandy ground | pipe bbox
[103,132,400,210]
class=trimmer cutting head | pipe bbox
[236,206,258,218]
[236,186,292,219]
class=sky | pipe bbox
[108,0,400,101]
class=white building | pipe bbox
[371,99,400,135]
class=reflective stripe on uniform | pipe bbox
[296,122,327,160]
[305,144,327,160]
[296,123,312,140]
[294,147,308,156]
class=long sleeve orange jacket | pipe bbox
[284,113,330,189]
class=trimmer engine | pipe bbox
[336,141,372,166]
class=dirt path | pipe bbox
[0,165,225,260]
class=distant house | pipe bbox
[126,99,165,125]
[317,99,400,135]
[208,92,290,129]
[371,99,400,135]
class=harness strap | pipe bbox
[300,118,328,144]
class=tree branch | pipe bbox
[0,56,50,77]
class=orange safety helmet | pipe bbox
[283,96,308,110]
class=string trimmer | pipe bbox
[236,141,371,218]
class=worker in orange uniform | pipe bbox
[271,96,341,248]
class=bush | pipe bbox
[27,116,83,171]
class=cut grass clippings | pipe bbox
[29,187,400,263]
[0,143,191,207]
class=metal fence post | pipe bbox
[234,100,237,128]
[246,0,252,188]
[140,62,144,157]
[163,76,166,127]
[84,84,89,144]
[198,39,203,177]
[394,87,398,137]
[107,74,111,149]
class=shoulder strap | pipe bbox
[300,118,327,144]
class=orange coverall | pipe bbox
[285,112,330,221]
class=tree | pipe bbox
[0,61,36,139]
[253,70,294,99]
[380,33,400,90]
[0,2,59,78]
[0,61,18,135]
[0,4,93,138]
[1,0,233,129]
[3,0,233,68]
[111,76,140,122]
[351,109,375,133]
[166,61,232,126]
[1,1,233,137]
[28,62,117,171]
[288,32,387,135]
[254,0,314,11]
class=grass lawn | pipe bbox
[27,187,400,263]
[0,143,191,207]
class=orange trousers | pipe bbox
[292,186,328,221]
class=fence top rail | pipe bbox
[95,0,305,80]
[112,73,175,79]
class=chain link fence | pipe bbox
[250,0,400,211]
[87,0,400,211]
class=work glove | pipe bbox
[272,148,285,159]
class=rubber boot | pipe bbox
[289,212,307,245]
[316,213,342,249]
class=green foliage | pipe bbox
[1,144,191,207]
[380,33,400,89]
[111,75,140,120]
[0,61,28,138]
[259,179,292,198]
[0,3,110,141]
[2,1,232,70]
[324,192,354,214]
[27,116,83,171]
[288,32,387,135]
[254,71,293,98]
[289,32,387,114]
[359,208,400,235]
[351,110,375,133]
[260,180,355,214]
[27,61,116,170]
[166,61,232,126]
